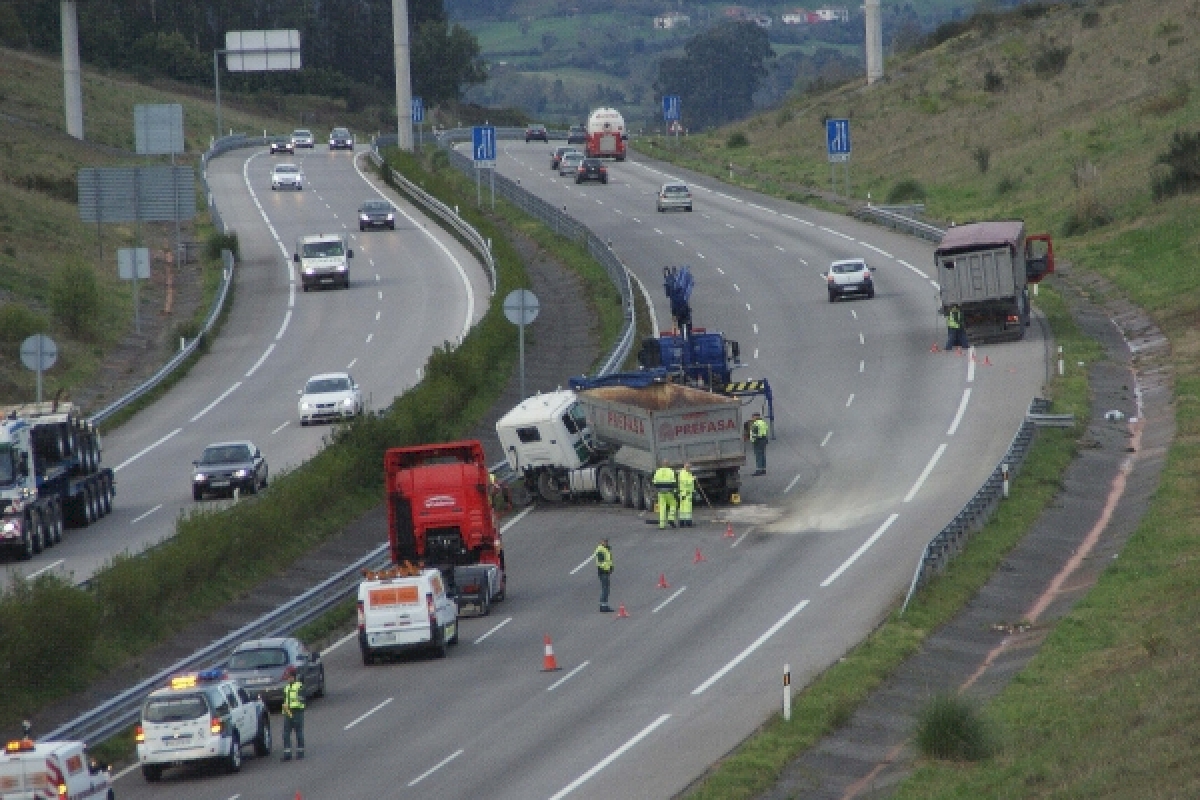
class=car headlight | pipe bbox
[304,268,315,275]
[342,397,355,407]
[3,520,20,534]
[360,214,369,221]
[193,473,206,482]
[233,469,251,479]
[336,264,347,272]
[300,402,311,410]
[386,213,394,220]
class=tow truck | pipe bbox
[0,723,113,800]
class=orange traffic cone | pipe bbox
[541,634,562,671]
[617,603,629,618]
[694,547,706,563]
[657,572,671,589]
[955,346,964,356]
[983,355,993,366]
[724,522,735,539]
[930,342,940,353]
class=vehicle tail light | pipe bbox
[135,725,145,744]
[57,783,67,797]
[210,717,223,735]
[357,601,365,630]
[1007,314,1020,323]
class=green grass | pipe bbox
[643,0,1200,794]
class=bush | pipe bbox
[1033,41,1072,78]
[726,131,749,148]
[983,69,1005,92]
[972,145,992,174]
[0,577,100,694]
[886,179,926,203]
[50,257,99,336]
[205,231,240,261]
[1081,10,1101,28]
[1152,131,1200,199]
[0,303,48,344]
[914,693,996,761]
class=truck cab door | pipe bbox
[1025,234,1055,284]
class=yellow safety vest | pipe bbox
[284,680,305,711]
[677,469,696,497]
[652,466,677,491]
[948,308,963,329]
[750,418,768,441]
[594,544,613,573]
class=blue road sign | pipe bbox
[411,97,424,124]
[826,118,851,163]
[472,125,496,168]
[663,95,681,122]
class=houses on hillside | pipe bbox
[653,6,848,29]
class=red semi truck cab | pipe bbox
[384,441,506,612]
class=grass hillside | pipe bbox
[641,0,1200,794]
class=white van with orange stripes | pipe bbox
[0,735,113,800]
[357,566,459,665]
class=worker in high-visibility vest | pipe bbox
[652,460,678,529]
[594,538,614,612]
[749,413,769,476]
[677,463,696,527]
[945,305,967,351]
[280,666,305,761]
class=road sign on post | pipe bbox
[503,289,540,401]
[826,118,851,162]
[412,97,424,149]
[20,334,57,403]
[663,95,681,122]
[472,125,496,168]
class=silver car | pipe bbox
[271,163,304,190]
[298,372,363,425]
[225,637,325,710]
[824,258,876,301]
[656,182,693,212]
[558,152,584,176]
[290,128,314,148]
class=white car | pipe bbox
[290,128,314,148]
[298,372,363,425]
[271,163,304,191]
[558,152,584,176]
[824,258,876,301]
[657,182,693,212]
[137,669,271,782]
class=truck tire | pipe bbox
[449,617,460,644]
[253,714,272,757]
[537,472,561,504]
[83,485,96,525]
[433,626,448,658]
[630,475,645,510]
[615,470,630,507]
[48,501,63,545]
[224,733,242,773]
[141,765,162,782]
[598,466,618,503]
[31,511,45,555]
[641,475,657,511]
[99,476,113,515]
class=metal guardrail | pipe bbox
[900,398,1053,612]
[88,134,265,427]
[853,204,945,242]
[46,544,390,746]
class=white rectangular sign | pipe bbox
[225,30,301,72]
[117,248,151,280]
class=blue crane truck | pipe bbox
[0,401,115,560]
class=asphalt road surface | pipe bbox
[2,144,489,589]
[112,144,1050,800]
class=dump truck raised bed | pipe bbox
[935,220,1054,344]
[497,381,746,507]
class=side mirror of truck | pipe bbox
[293,253,300,263]
[347,249,354,258]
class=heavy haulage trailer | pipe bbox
[0,401,114,560]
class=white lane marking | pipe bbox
[748,233,759,240]
[632,217,641,224]
[653,228,664,235]
[323,629,359,655]
[753,324,759,334]
[26,559,64,580]
[131,505,163,524]
[408,749,464,787]
[548,715,671,800]
[344,697,394,730]
[190,382,242,422]
[245,343,276,377]
[753,348,759,359]
[375,274,381,282]
[851,310,858,319]
[846,394,855,407]
[377,290,383,300]
[474,616,512,645]
[859,360,865,373]
[375,310,381,321]
[967,348,977,382]
[501,504,535,533]
[747,202,773,213]
[904,443,947,503]
[366,333,374,343]
[821,514,899,587]
[859,332,865,345]
[898,259,929,279]
[746,303,752,311]
[948,388,972,436]
[675,239,685,247]
[653,586,687,613]
[697,253,705,259]
[570,554,594,575]
[112,762,142,782]
[548,661,590,691]
[615,208,624,215]
[716,267,725,275]
[275,310,291,340]
[733,284,741,292]
[347,358,358,369]
[691,601,810,694]
[726,223,735,229]
[354,155,476,339]
[775,245,785,252]
[784,475,802,494]
[821,226,855,241]
[733,528,752,547]
[114,428,182,472]
[862,243,892,257]
[820,431,833,447]
[271,420,290,435]
[798,257,809,265]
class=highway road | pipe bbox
[2,144,490,589]
[112,143,1050,799]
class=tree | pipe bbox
[411,19,487,107]
[654,21,774,130]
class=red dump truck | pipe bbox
[384,441,506,614]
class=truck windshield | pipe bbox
[0,445,15,486]
[566,403,589,434]
[302,241,345,258]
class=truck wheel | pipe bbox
[225,733,242,773]
[31,512,45,555]
[99,476,113,515]
[449,617,460,644]
[48,502,63,545]
[314,667,326,698]
[17,521,33,561]
[253,715,272,757]
[597,466,618,503]
[83,485,96,525]
[537,472,561,504]
[141,765,163,782]
[615,470,630,507]
[433,626,448,659]
[361,647,375,666]
[641,475,656,511]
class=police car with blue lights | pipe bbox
[136,669,271,782]
[0,723,113,800]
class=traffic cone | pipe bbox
[970,350,977,362]
[955,346,963,356]
[694,547,706,563]
[657,572,671,589]
[724,522,735,539]
[541,634,562,671]
[929,343,940,353]
[617,603,629,618]
[983,355,993,366]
